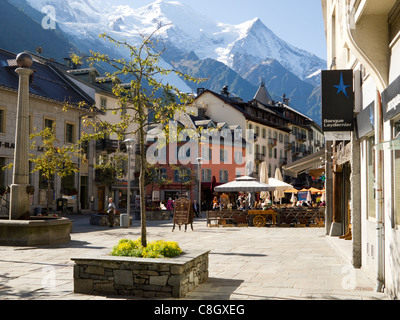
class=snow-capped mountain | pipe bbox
[24,0,324,83]
[12,0,326,122]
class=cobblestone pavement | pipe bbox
[0,214,389,300]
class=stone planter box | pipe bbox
[90,214,132,227]
[72,250,209,298]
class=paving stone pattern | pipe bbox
[0,214,389,300]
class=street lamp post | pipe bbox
[197,157,203,217]
[122,138,135,228]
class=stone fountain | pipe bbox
[0,53,71,246]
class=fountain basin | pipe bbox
[0,217,72,246]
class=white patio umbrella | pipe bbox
[321,192,326,202]
[259,161,269,200]
[214,176,276,193]
[290,192,297,204]
[306,191,312,203]
[273,168,287,203]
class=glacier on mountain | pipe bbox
[24,0,325,85]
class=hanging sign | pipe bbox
[321,70,354,132]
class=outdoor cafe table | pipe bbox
[274,207,325,226]
[206,207,325,228]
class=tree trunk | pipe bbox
[47,178,51,215]
[139,126,147,247]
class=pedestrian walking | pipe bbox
[167,198,174,218]
[107,197,116,227]
[193,200,200,218]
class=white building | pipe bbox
[194,84,324,182]
[322,0,400,299]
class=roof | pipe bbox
[0,49,95,106]
[253,81,273,105]
[196,89,291,133]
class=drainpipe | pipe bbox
[375,91,385,292]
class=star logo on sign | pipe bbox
[334,73,350,98]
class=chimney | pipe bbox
[197,88,205,96]
[283,93,290,106]
[221,86,229,98]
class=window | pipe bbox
[262,128,266,139]
[234,151,243,165]
[202,146,212,161]
[39,170,54,190]
[174,168,191,183]
[0,108,5,133]
[220,149,229,163]
[65,122,75,144]
[100,97,107,109]
[44,118,55,130]
[61,173,75,193]
[219,170,229,183]
[202,168,212,182]
[367,136,376,219]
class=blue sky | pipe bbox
[114,0,327,60]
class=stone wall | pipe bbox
[90,211,169,226]
[145,211,171,221]
[90,214,125,227]
[72,250,209,298]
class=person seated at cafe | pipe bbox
[302,201,310,207]
[212,196,219,211]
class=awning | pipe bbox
[374,137,400,151]
[282,150,325,178]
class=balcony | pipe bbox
[292,146,301,155]
[255,153,265,163]
[96,139,119,152]
[284,142,292,151]
[295,133,307,142]
[268,138,277,147]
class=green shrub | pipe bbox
[110,238,183,258]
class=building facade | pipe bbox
[194,85,324,184]
[0,49,97,215]
[322,0,400,299]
